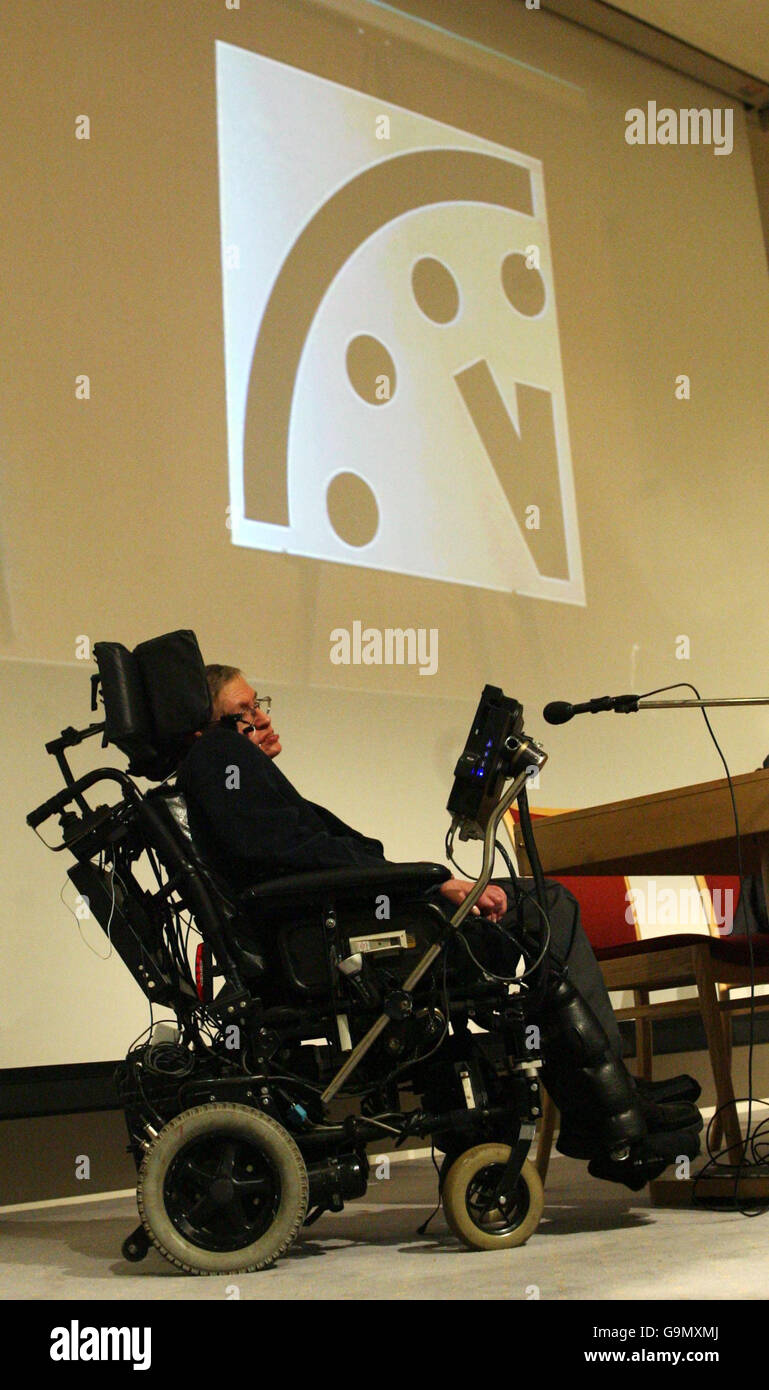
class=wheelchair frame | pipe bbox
[28,648,552,1274]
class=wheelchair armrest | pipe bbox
[239,862,450,909]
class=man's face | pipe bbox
[215,675,281,758]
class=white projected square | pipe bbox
[216,41,584,604]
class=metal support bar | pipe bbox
[320,759,545,1104]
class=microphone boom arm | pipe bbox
[630,697,769,712]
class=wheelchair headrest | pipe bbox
[93,630,212,780]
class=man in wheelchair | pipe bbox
[179,659,703,1174]
[27,630,703,1275]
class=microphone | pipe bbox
[543,694,639,725]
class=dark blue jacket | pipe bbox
[176,725,387,890]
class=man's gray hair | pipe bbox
[204,664,243,715]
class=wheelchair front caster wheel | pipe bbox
[442,1146,543,1250]
[137,1103,309,1275]
[122,1225,150,1262]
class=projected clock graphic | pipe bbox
[216,42,584,604]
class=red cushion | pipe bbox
[551,875,636,951]
[703,875,741,934]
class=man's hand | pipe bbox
[438,878,508,922]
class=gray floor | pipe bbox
[1,1153,766,1301]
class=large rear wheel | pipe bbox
[137,1103,308,1274]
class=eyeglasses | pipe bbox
[232,696,272,718]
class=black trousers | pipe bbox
[485,878,623,1054]
[467,878,626,1132]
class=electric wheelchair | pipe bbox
[27,630,554,1275]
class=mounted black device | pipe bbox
[446,685,528,839]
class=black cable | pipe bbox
[454,899,551,987]
[494,837,518,882]
[445,825,518,887]
[500,880,553,979]
[445,822,475,881]
[88,851,185,1001]
[144,1041,196,1079]
[123,1020,166,1130]
[515,786,554,1005]
[453,928,522,986]
[517,786,548,916]
[415,1142,444,1237]
[151,865,197,996]
[489,837,555,982]
[444,817,553,986]
[691,1099,769,1215]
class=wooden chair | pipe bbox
[503,808,769,1183]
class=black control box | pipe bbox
[447,686,524,838]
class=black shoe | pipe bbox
[634,1074,701,1105]
[638,1095,703,1134]
[557,1098,702,1161]
[588,1123,702,1192]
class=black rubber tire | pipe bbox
[442,1145,543,1251]
[137,1103,309,1275]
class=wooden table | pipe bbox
[513,769,769,1206]
[513,767,769,906]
